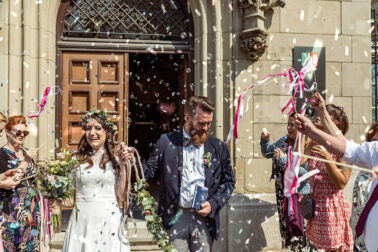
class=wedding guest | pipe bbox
[294,93,378,252]
[126,96,235,252]
[302,102,353,252]
[63,110,130,252]
[0,115,40,251]
[260,113,316,251]
[0,113,21,189]
[351,122,378,251]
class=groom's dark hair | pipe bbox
[185,96,215,116]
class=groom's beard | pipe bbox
[188,122,209,147]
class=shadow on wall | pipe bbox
[214,194,278,252]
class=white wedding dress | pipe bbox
[63,151,130,252]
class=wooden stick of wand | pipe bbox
[292,152,372,173]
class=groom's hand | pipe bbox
[196,201,211,217]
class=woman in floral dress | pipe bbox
[0,115,40,251]
[261,113,317,251]
[303,104,353,251]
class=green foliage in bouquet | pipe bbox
[37,150,79,201]
[134,179,177,252]
[36,150,79,228]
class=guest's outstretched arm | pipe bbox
[295,114,346,157]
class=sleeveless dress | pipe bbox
[62,153,130,252]
[306,154,353,251]
[0,147,40,252]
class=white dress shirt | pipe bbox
[179,128,206,208]
[343,140,378,252]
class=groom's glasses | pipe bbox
[12,129,30,137]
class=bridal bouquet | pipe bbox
[36,149,79,228]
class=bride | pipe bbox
[62,110,130,252]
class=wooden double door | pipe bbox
[62,52,128,150]
[61,52,192,159]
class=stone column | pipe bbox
[22,0,39,149]
[8,0,23,114]
[0,0,9,148]
[37,0,60,160]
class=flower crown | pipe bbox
[81,108,118,135]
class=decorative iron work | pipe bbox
[372,8,378,122]
[63,0,192,41]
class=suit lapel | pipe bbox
[204,139,213,189]
[176,129,184,189]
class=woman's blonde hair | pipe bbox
[0,112,6,123]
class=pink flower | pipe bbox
[204,159,209,164]
[47,175,55,183]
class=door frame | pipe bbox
[55,1,194,150]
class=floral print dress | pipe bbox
[0,147,40,252]
[306,154,353,251]
[261,135,317,251]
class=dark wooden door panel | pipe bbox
[62,52,128,151]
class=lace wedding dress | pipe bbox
[62,150,130,252]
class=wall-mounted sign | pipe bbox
[293,46,326,118]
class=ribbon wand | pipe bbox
[27,87,51,119]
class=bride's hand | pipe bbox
[117,143,134,164]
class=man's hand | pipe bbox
[372,166,378,180]
[294,114,316,136]
[196,201,212,217]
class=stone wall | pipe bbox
[233,0,372,196]
[227,0,372,250]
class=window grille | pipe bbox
[63,0,192,41]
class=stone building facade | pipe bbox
[0,0,373,251]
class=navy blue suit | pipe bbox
[142,129,235,239]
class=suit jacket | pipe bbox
[142,129,235,239]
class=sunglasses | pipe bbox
[12,129,30,137]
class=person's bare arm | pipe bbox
[295,114,346,157]
[312,145,351,189]
[311,93,345,140]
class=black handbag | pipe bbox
[299,180,317,220]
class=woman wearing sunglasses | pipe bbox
[0,115,40,251]
[0,113,22,190]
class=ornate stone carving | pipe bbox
[240,30,267,62]
[239,0,285,61]
[260,0,286,12]
[239,0,258,9]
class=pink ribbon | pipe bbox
[27,87,51,119]
[229,73,287,141]
[41,195,51,245]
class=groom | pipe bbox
[131,96,235,251]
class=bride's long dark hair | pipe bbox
[76,115,119,173]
